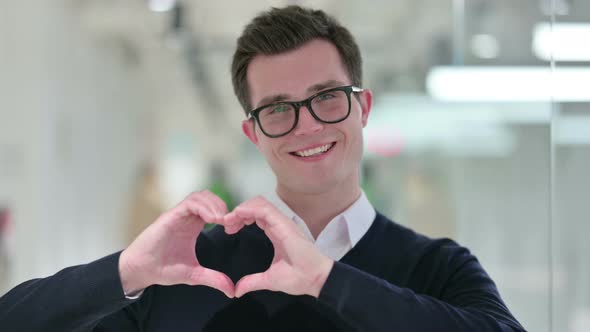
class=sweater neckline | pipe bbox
[338,212,387,266]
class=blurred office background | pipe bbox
[0,0,588,331]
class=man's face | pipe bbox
[242,39,372,195]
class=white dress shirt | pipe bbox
[265,190,376,261]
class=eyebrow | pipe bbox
[307,80,345,93]
[254,80,347,108]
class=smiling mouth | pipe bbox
[290,142,336,158]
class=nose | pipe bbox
[293,106,324,136]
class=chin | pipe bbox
[281,172,343,194]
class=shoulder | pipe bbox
[371,211,470,258]
[366,212,480,285]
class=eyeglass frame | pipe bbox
[247,85,365,138]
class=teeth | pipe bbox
[294,143,333,157]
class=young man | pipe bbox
[0,6,526,331]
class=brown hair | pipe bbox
[231,5,363,115]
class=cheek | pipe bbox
[258,140,284,165]
[347,125,365,157]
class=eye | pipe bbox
[269,104,290,114]
[316,92,336,102]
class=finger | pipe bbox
[183,191,225,224]
[187,195,220,221]
[222,213,259,235]
[223,211,256,227]
[229,198,303,251]
[233,200,283,228]
[225,207,266,227]
[190,266,235,298]
[235,272,271,298]
[183,199,217,223]
[222,210,241,226]
[156,200,206,229]
[224,224,244,235]
[199,190,229,218]
[226,196,265,219]
[231,206,294,245]
[162,199,193,220]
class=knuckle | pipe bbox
[261,206,272,217]
[172,205,185,217]
[183,193,200,204]
[183,199,198,210]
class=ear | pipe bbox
[359,89,373,128]
[242,118,259,146]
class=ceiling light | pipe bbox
[533,23,590,61]
[426,66,590,102]
[148,0,176,12]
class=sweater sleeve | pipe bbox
[318,243,526,332]
[0,252,140,332]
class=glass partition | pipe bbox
[552,1,590,331]
[358,1,552,330]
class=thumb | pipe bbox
[235,272,271,298]
[189,266,235,298]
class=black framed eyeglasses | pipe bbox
[248,85,364,138]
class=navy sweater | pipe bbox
[0,213,526,331]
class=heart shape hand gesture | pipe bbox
[119,192,333,299]
[224,196,334,298]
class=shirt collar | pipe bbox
[265,190,376,248]
[264,191,313,239]
[341,191,376,246]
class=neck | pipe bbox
[276,174,361,239]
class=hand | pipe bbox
[223,196,334,298]
[119,191,234,298]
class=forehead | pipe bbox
[246,39,350,107]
